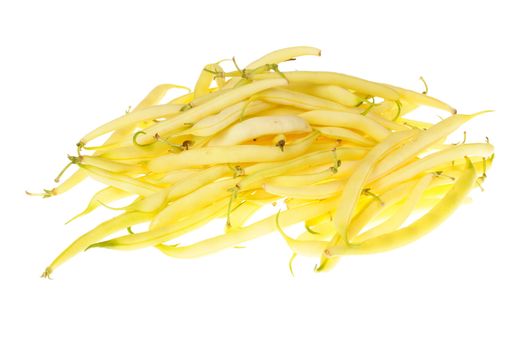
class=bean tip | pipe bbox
[25,188,56,198]
[41,267,53,280]
[85,242,103,251]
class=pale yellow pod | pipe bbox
[89,198,230,251]
[148,131,319,172]
[277,228,332,257]
[80,104,183,145]
[299,110,391,141]
[128,190,169,213]
[397,117,434,130]
[278,218,338,257]
[346,179,425,241]
[285,158,357,176]
[371,192,447,225]
[268,161,357,187]
[334,130,417,242]
[304,220,337,239]
[161,169,201,184]
[187,101,272,137]
[257,88,350,111]
[213,63,226,88]
[136,78,288,144]
[42,211,153,278]
[269,168,335,187]
[371,143,495,191]
[316,126,375,146]
[303,85,362,107]
[135,84,191,111]
[444,155,494,175]
[304,211,334,228]
[237,146,366,190]
[316,178,422,269]
[263,180,345,200]
[327,159,477,256]
[370,112,488,181]
[304,141,344,152]
[369,99,418,121]
[252,71,400,101]
[260,106,307,116]
[189,87,231,107]
[78,155,144,174]
[80,165,162,197]
[227,201,264,229]
[194,64,219,98]
[46,83,179,195]
[223,46,322,89]
[32,169,88,198]
[355,174,433,242]
[284,198,320,209]
[316,176,430,267]
[97,142,171,161]
[168,92,194,105]
[240,190,280,202]
[208,116,311,146]
[156,198,338,258]
[133,84,191,130]
[166,165,231,200]
[150,178,238,229]
[66,186,131,224]
[359,111,411,131]
[384,83,456,114]
[136,84,192,129]
[246,46,321,69]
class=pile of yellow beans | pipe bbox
[29,46,494,277]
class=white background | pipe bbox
[1,1,524,349]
